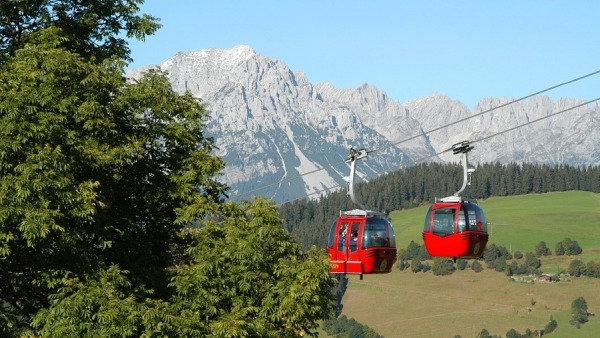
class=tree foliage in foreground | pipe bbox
[0,0,160,64]
[31,266,172,337]
[167,198,335,337]
[1,4,336,334]
[31,198,335,337]
[0,25,226,327]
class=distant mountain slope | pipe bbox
[407,95,600,164]
[127,45,600,203]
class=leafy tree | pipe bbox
[483,244,499,265]
[483,244,512,268]
[563,238,583,255]
[411,258,423,273]
[513,260,527,275]
[534,241,551,257]
[493,258,507,272]
[31,265,173,337]
[499,245,512,260]
[585,260,600,278]
[418,244,432,260]
[471,260,484,272]
[506,260,520,276]
[478,328,492,338]
[167,198,336,337]
[0,311,19,338]
[432,258,455,276]
[0,25,226,328]
[513,250,523,259]
[35,198,336,337]
[331,274,348,316]
[323,315,383,338]
[404,240,421,260]
[422,262,431,272]
[570,296,589,327]
[505,328,519,338]
[568,259,586,277]
[567,239,583,255]
[544,315,558,334]
[0,0,160,64]
[523,252,541,275]
[555,241,565,256]
[555,238,583,256]
[396,247,406,264]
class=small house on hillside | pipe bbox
[538,273,558,282]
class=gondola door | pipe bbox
[328,217,364,275]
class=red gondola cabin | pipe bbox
[327,209,397,278]
[422,197,488,259]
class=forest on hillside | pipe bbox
[279,162,600,250]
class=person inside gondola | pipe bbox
[339,223,348,250]
[376,231,389,246]
[349,229,358,252]
[340,223,348,237]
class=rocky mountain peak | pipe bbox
[127,47,600,203]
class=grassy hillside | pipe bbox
[338,191,600,337]
[390,191,600,260]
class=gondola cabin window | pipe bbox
[332,221,349,251]
[362,218,395,248]
[327,219,337,248]
[458,211,467,232]
[464,203,488,232]
[349,222,359,252]
[431,208,455,235]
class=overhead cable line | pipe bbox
[471,98,599,145]
[277,97,600,206]
[367,69,600,155]
[231,69,600,200]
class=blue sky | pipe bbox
[128,1,600,109]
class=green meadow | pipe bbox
[390,191,600,261]
[334,191,600,337]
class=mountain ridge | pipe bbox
[126,45,600,203]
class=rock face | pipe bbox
[127,45,600,203]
